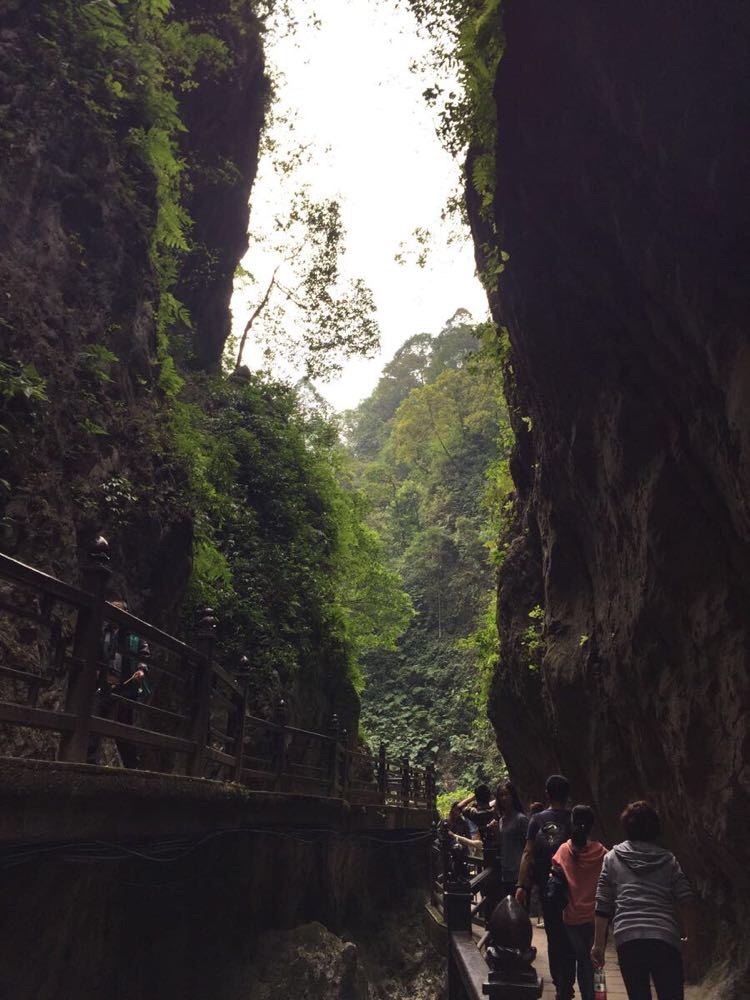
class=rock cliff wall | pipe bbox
[478,0,750,990]
[0,0,265,619]
[173,0,268,372]
[0,824,435,1000]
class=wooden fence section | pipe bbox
[0,542,435,811]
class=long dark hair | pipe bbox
[571,804,595,848]
[495,780,523,815]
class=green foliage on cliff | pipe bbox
[404,0,504,289]
[59,0,227,264]
[345,313,513,789]
[175,373,412,701]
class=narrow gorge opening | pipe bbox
[0,0,747,998]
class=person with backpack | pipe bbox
[549,805,607,1000]
[86,596,151,769]
[592,801,696,1000]
[515,774,576,1000]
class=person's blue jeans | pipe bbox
[565,922,595,1000]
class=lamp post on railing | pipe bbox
[187,607,216,777]
[58,534,110,763]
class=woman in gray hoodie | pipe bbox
[591,801,696,999]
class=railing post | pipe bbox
[484,897,545,998]
[442,823,473,999]
[377,742,387,803]
[340,727,351,801]
[58,535,110,763]
[232,655,250,783]
[187,607,216,777]
[426,761,436,813]
[412,766,422,805]
[482,837,502,925]
[274,698,289,790]
[401,755,411,807]
[444,857,472,930]
[430,820,441,910]
[328,714,341,797]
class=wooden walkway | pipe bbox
[0,547,435,816]
[533,927,709,999]
[532,923,628,998]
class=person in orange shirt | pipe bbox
[550,805,607,1000]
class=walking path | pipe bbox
[532,924,627,997]
[532,927,711,999]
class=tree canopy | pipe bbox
[345,314,512,790]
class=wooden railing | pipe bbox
[432,825,544,1000]
[431,829,503,929]
[0,541,436,811]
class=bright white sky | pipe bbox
[231,0,488,411]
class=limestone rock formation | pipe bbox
[243,923,369,1000]
[242,898,445,1000]
[173,0,268,372]
[476,0,750,991]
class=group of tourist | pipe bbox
[446,774,696,1000]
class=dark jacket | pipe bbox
[100,624,149,698]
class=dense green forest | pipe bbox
[344,312,512,792]
[178,372,412,710]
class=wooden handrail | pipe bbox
[0,552,94,609]
[0,545,436,813]
[104,603,205,663]
[436,824,545,1000]
[450,932,488,999]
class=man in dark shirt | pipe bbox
[515,774,575,1000]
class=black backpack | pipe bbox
[532,815,570,886]
[546,861,569,912]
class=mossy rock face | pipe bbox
[0,3,190,604]
[0,2,361,755]
[0,2,264,618]
[468,0,750,991]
